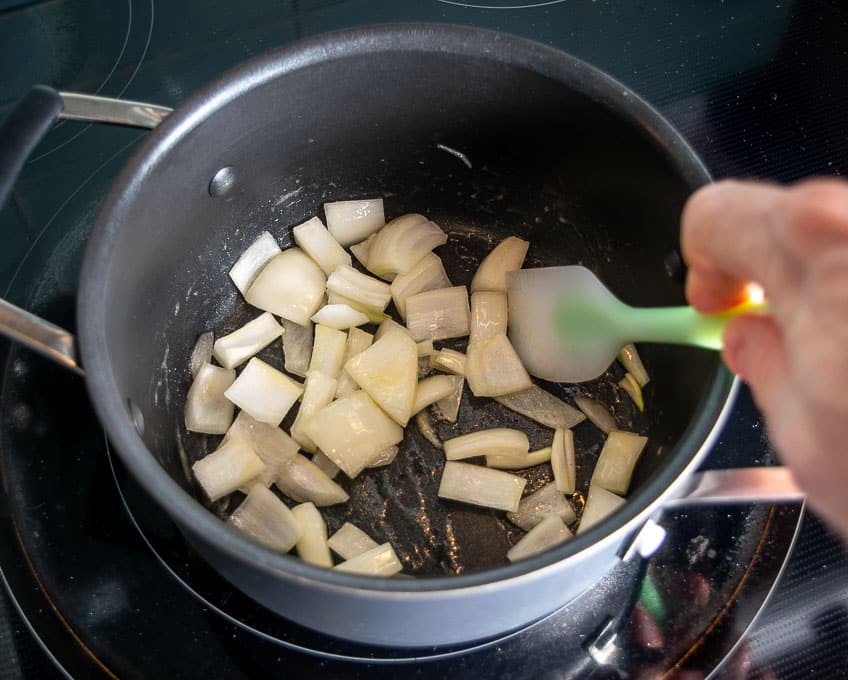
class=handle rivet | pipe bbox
[209,166,236,197]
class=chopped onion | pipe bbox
[276,452,349,506]
[324,198,385,247]
[228,484,302,552]
[416,339,435,357]
[290,371,338,452]
[591,431,648,495]
[185,363,236,434]
[281,319,313,378]
[469,291,508,343]
[343,331,418,426]
[291,502,333,567]
[429,349,466,376]
[444,428,529,461]
[303,391,404,478]
[415,410,442,448]
[486,447,551,470]
[367,445,399,468]
[229,231,281,296]
[349,232,375,268]
[327,264,392,311]
[334,542,403,576]
[574,395,617,434]
[577,485,625,534]
[224,357,303,426]
[310,303,369,330]
[507,514,571,562]
[366,214,448,280]
[433,376,463,424]
[189,331,214,377]
[336,327,374,398]
[308,324,347,378]
[551,428,576,493]
[212,312,283,369]
[406,286,470,342]
[390,252,452,319]
[494,385,585,430]
[245,248,326,326]
[326,291,389,324]
[327,522,380,560]
[225,411,299,489]
[470,236,529,293]
[617,343,650,387]
[438,461,526,513]
[507,482,576,531]
[618,372,645,411]
[411,375,457,415]
[292,215,351,276]
[311,451,340,479]
[374,318,413,342]
[192,437,265,501]
[466,334,533,397]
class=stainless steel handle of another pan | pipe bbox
[0,87,172,376]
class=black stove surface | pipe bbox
[1,1,847,678]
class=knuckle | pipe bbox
[783,179,848,242]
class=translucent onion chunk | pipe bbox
[308,324,347,379]
[470,236,529,293]
[466,334,533,397]
[507,482,576,531]
[444,428,529,461]
[224,357,303,426]
[416,339,435,357]
[225,411,299,489]
[310,303,369,330]
[291,502,333,567]
[438,461,526,513]
[366,214,448,280]
[469,291,508,343]
[591,431,648,495]
[574,395,617,434]
[406,286,471,342]
[336,327,374,398]
[192,437,265,502]
[185,363,236,434]
[432,375,464,424]
[486,447,551,470]
[366,445,399,468]
[429,348,466,376]
[303,391,404,478]
[229,484,301,552]
[326,264,392,312]
[324,198,385,247]
[245,248,326,326]
[334,543,403,577]
[551,428,576,493]
[617,343,650,387]
[189,331,214,377]
[411,375,457,415]
[390,252,452,320]
[327,522,380,560]
[326,291,389,324]
[212,312,283,369]
[290,371,338,452]
[311,450,340,479]
[374,318,413,341]
[507,515,571,562]
[415,410,442,448]
[292,215,351,275]
[281,319,313,378]
[349,232,375,268]
[494,385,585,430]
[275,452,349,506]
[577,485,625,534]
[618,372,645,411]
[229,231,281,296]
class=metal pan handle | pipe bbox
[666,466,804,508]
[0,86,172,375]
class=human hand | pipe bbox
[682,178,848,537]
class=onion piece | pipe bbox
[245,248,326,326]
[190,331,214,377]
[551,428,576,493]
[192,438,265,502]
[406,286,470,342]
[343,331,418,426]
[507,482,576,531]
[507,514,571,562]
[291,502,333,567]
[225,411,300,489]
[366,214,448,280]
[311,451,340,479]
[367,445,399,468]
[411,375,457,415]
[328,522,380,560]
[416,339,435,357]
[327,264,392,312]
[429,349,466,376]
[229,231,281,296]
[466,334,533,397]
[470,236,529,293]
[577,485,625,534]
[290,371,338,452]
[281,319,313,379]
[310,303,369,330]
[336,327,374,398]
[432,375,464,423]
[334,543,403,577]
[185,363,236,434]
[574,395,617,434]
[326,291,389,324]
[228,484,302,553]
[390,252,452,320]
[444,428,529,461]
[324,198,385,247]
[415,410,442,449]
[212,312,283,369]
[276,452,349,506]
[617,343,650,387]
[618,372,645,411]
[438,461,526,513]
[486,447,551,470]
[292,216,351,276]
[308,324,347,379]
[224,357,303,426]
[303,391,404,478]
[349,233,375,268]
[494,385,585,430]
[591,431,648,495]
[469,291,508,343]
[374,318,413,342]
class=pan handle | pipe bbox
[0,86,172,376]
[665,466,804,508]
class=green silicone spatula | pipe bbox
[506,265,766,383]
